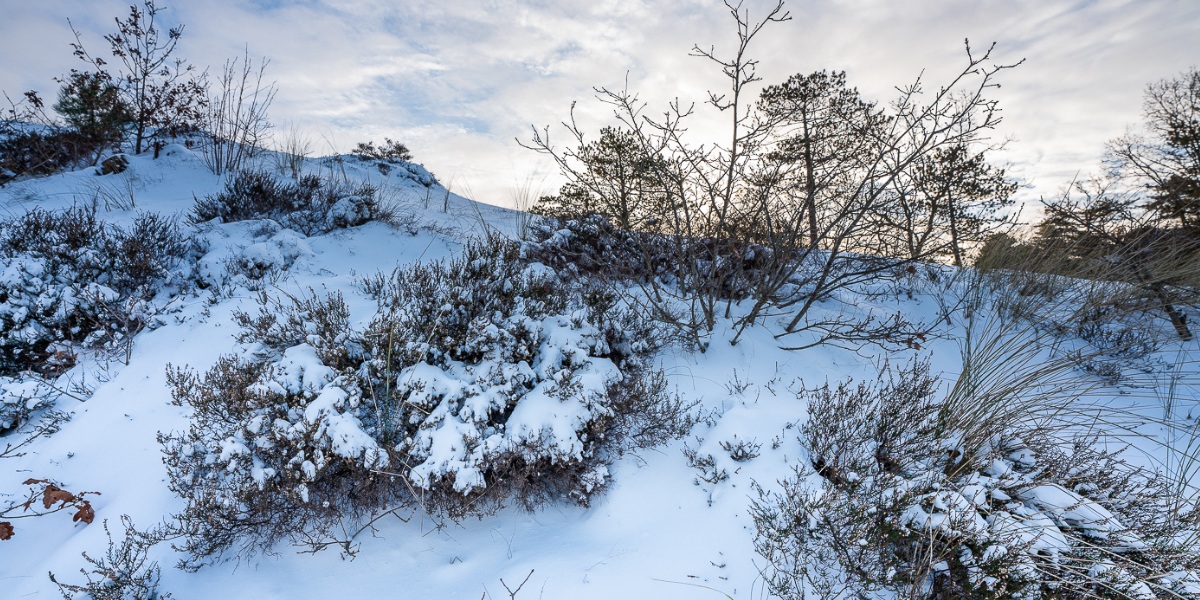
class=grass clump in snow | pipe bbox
[160,237,693,566]
[190,169,383,235]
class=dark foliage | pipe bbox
[190,169,380,235]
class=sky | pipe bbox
[0,0,1197,211]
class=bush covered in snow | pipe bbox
[160,238,692,565]
[752,359,1200,599]
[522,214,673,282]
[190,169,382,235]
[361,237,690,516]
[160,346,390,568]
[0,207,190,432]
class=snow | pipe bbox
[0,146,1195,599]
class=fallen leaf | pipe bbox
[0,521,12,540]
[72,503,95,525]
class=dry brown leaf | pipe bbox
[42,486,76,509]
[0,521,13,540]
[22,478,47,486]
[72,502,95,525]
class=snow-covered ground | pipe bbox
[1,147,1196,599]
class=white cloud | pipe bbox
[2,0,1196,209]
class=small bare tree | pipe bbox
[70,0,208,155]
[527,0,1021,351]
[203,48,277,176]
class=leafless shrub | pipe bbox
[49,515,173,600]
[202,48,276,176]
[525,1,1020,351]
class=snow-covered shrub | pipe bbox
[160,347,389,569]
[102,212,190,296]
[233,289,358,367]
[161,238,690,565]
[190,169,381,235]
[0,207,189,375]
[161,289,386,567]
[191,222,312,295]
[752,360,1200,599]
[362,237,690,516]
[522,214,673,282]
[0,207,189,430]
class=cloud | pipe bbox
[2,0,1196,210]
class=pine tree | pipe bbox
[758,71,889,249]
[53,70,132,163]
[915,144,1017,266]
[535,127,668,231]
[1108,68,1200,233]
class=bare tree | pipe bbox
[203,48,277,176]
[527,1,1020,351]
[70,0,207,155]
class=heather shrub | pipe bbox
[0,208,188,374]
[0,207,189,430]
[191,169,381,235]
[49,516,172,600]
[362,237,691,516]
[160,348,388,569]
[161,238,692,565]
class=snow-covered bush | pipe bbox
[0,207,189,431]
[190,169,382,235]
[161,290,384,567]
[160,348,389,569]
[361,237,689,516]
[161,238,691,565]
[752,359,1200,599]
[522,214,674,282]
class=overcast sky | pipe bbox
[1,0,1197,210]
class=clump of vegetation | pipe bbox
[190,169,382,235]
[361,237,692,516]
[160,238,693,566]
[351,138,412,164]
[753,349,1200,599]
[49,516,173,600]
[0,206,188,433]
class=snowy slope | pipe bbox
[0,147,1196,599]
